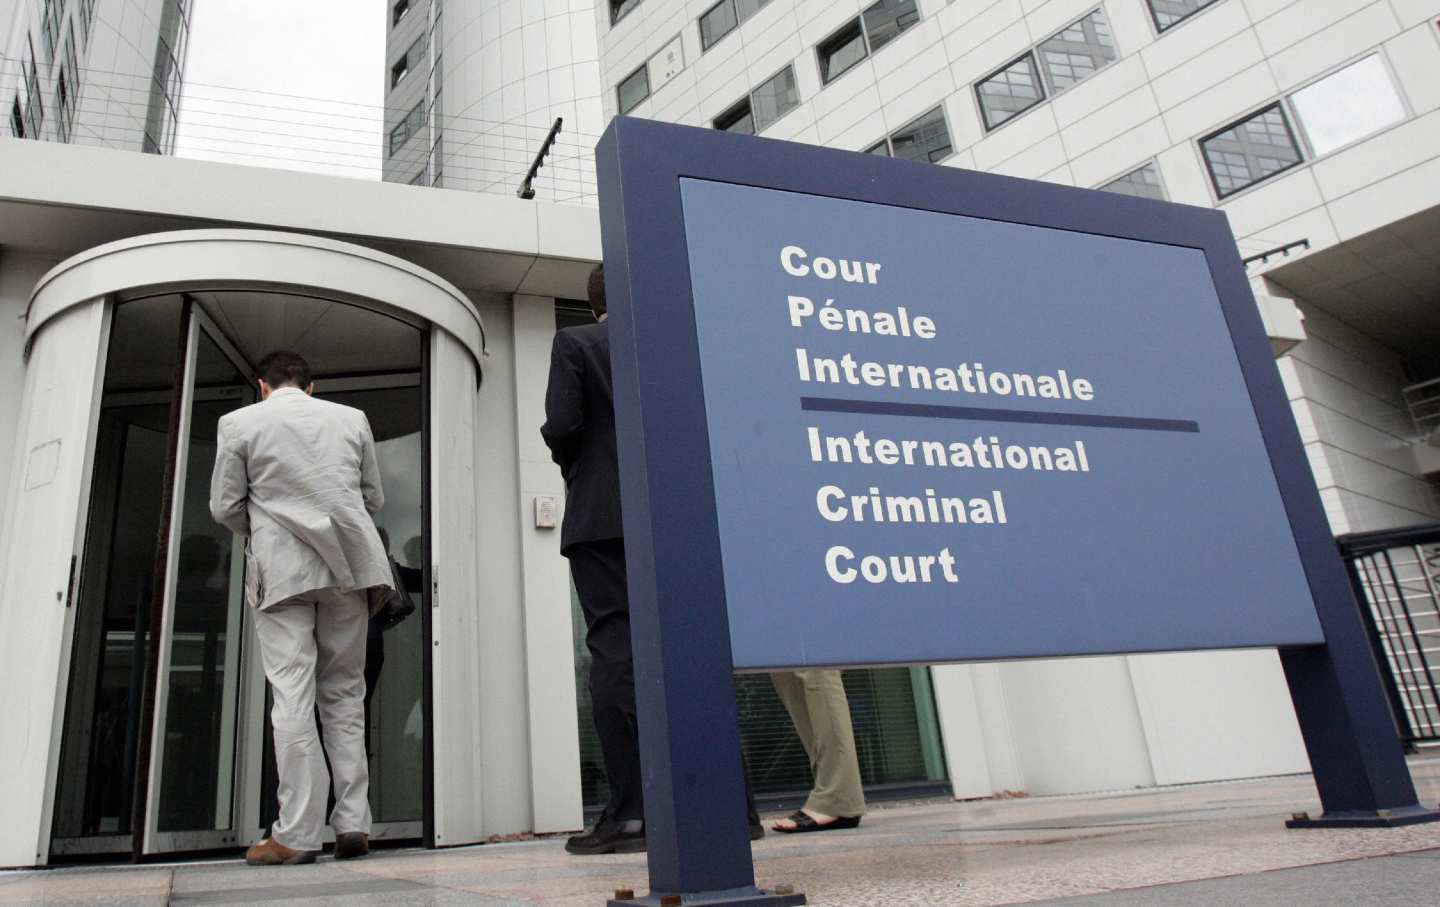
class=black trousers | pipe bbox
[567,538,644,822]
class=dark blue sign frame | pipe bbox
[595,116,1437,907]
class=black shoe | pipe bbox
[566,811,646,855]
[748,811,765,841]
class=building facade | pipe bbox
[3,0,190,152]
[382,0,605,203]
[584,0,1440,796]
[1,0,1436,871]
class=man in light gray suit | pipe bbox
[210,350,392,866]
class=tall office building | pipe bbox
[3,0,191,152]
[381,0,604,202]
[587,0,1440,797]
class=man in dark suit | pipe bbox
[541,264,644,855]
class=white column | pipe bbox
[0,251,58,523]
[512,294,584,833]
[0,297,110,868]
[428,326,487,846]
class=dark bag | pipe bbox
[376,557,416,631]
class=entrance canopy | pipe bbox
[24,229,487,374]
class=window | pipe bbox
[23,36,43,136]
[393,0,409,26]
[862,0,919,53]
[715,66,798,134]
[818,20,867,83]
[1201,104,1303,198]
[715,98,754,135]
[408,169,426,185]
[889,107,951,163]
[389,100,426,155]
[817,0,919,84]
[976,53,1044,130]
[1098,162,1165,199]
[80,0,96,46]
[1148,0,1220,33]
[1037,9,1115,92]
[1290,55,1406,157]
[57,24,78,142]
[868,107,951,162]
[9,97,24,138]
[617,64,649,114]
[750,65,798,132]
[699,0,770,51]
[391,34,426,88]
[610,0,641,25]
[41,0,61,60]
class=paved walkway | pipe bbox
[8,758,1440,905]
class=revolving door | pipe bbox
[48,292,430,859]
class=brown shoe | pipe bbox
[245,838,317,866]
[334,832,370,861]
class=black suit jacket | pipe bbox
[541,321,623,554]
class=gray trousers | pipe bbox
[770,670,867,818]
[253,587,372,850]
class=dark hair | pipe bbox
[256,350,311,389]
[587,264,606,318]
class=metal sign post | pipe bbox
[594,115,1437,905]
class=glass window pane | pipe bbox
[1291,55,1406,157]
[865,139,891,156]
[699,0,737,50]
[818,20,867,84]
[1148,0,1220,32]
[862,0,919,53]
[1038,8,1116,93]
[617,64,650,114]
[735,0,770,19]
[751,65,799,131]
[611,0,641,25]
[890,106,951,163]
[1099,162,1165,199]
[1201,104,1303,197]
[715,99,754,134]
[976,53,1044,130]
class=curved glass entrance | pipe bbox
[50,291,430,857]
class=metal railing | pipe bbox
[1403,377,1440,445]
[1337,523,1440,744]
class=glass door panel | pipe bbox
[145,308,256,851]
[51,296,182,857]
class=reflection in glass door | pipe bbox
[52,297,183,856]
[143,307,257,853]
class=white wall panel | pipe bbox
[997,658,1156,794]
[0,298,108,868]
[512,297,584,834]
[1253,0,1387,57]
[1127,651,1308,785]
[1267,3,1401,91]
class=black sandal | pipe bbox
[772,811,862,834]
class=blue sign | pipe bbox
[596,118,1435,906]
[678,178,1323,669]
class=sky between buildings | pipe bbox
[175,0,385,180]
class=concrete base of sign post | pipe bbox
[1285,805,1440,828]
[607,886,807,906]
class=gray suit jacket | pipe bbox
[209,387,392,612]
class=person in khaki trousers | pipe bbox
[769,670,867,833]
[210,350,392,866]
